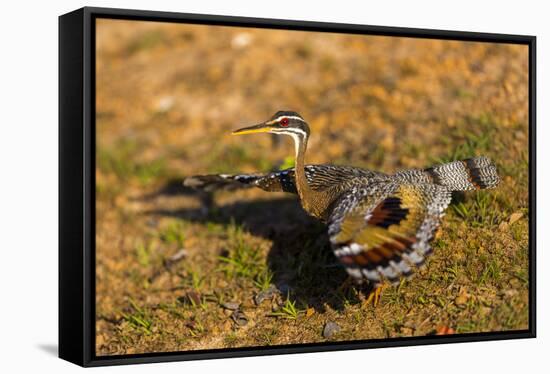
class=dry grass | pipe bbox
[95,19,529,355]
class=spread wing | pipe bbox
[184,164,384,193]
[328,182,452,285]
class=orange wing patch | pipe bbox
[368,197,409,228]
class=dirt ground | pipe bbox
[95,19,530,356]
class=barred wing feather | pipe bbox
[328,182,452,285]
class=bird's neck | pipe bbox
[293,134,322,217]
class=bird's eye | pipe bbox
[280,118,289,126]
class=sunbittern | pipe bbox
[185,111,500,303]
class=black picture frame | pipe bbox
[59,6,536,367]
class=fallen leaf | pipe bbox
[454,294,468,306]
[454,288,469,306]
[509,212,523,225]
[498,221,509,231]
[436,326,455,335]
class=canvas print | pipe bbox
[95,18,530,356]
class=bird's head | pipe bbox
[232,111,310,139]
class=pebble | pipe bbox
[155,95,174,113]
[231,33,253,49]
[165,249,188,266]
[221,302,240,310]
[230,310,248,327]
[323,321,341,338]
[254,285,278,305]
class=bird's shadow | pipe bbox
[144,180,367,312]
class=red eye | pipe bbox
[280,118,289,126]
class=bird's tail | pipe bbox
[183,173,264,192]
[424,156,500,191]
[394,156,500,191]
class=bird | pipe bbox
[184,111,500,304]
